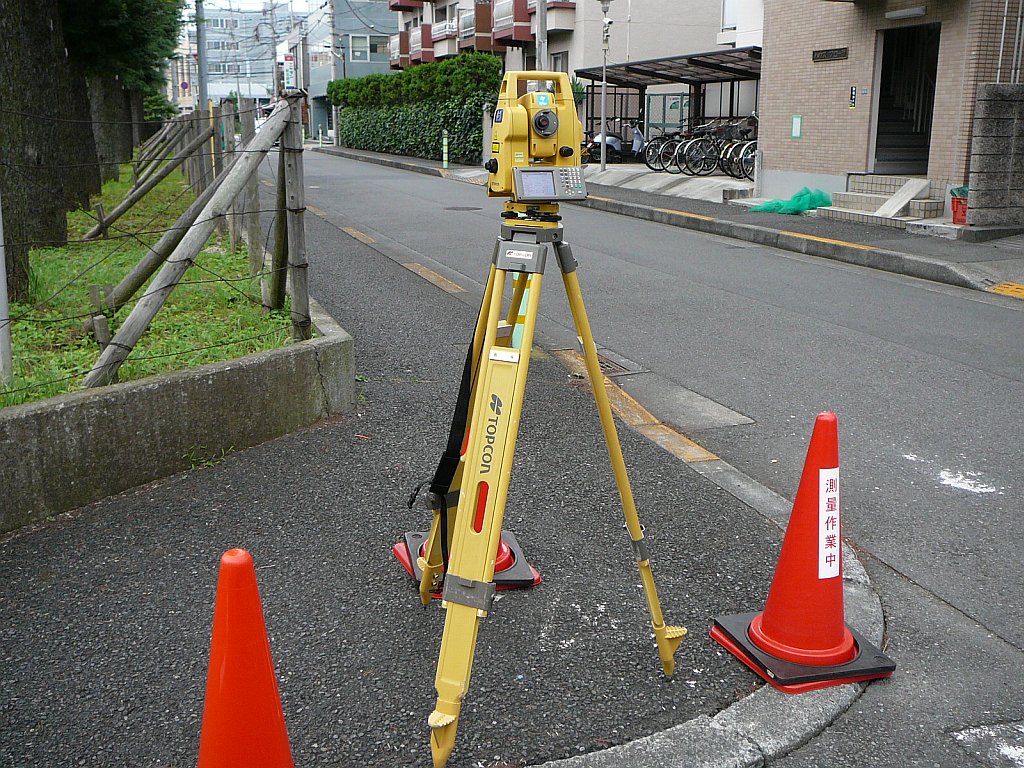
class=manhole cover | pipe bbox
[444,206,483,211]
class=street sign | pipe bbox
[181,81,190,91]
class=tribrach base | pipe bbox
[392,530,541,592]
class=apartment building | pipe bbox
[388,0,762,133]
[758,0,1014,224]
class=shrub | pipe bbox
[327,53,502,163]
[337,92,492,164]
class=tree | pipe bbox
[59,0,186,177]
[0,0,78,302]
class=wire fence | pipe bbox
[1,102,300,407]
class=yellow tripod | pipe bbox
[425,203,687,767]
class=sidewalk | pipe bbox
[314,144,1024,298]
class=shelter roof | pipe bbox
[574,46,762,89]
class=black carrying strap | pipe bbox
[430,340,475,497]
[407,338,476,571]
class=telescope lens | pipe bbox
[532,109,559,137]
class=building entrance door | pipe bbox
[874,23,940,175]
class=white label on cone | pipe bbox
[818,467,841,579]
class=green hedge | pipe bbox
[337,92,491,164]
[327,52,502,107]
[327,53,502,164]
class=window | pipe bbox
[551,51,568,73]
[349,34,390,62]
[207,41,240,51]
[722,0,739,30]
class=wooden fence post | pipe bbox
[82,125,214,241]
[81,101,293,388]
[195,110,212,195]
[282,94,311,341]
[85,154,234,331]
[239,99,263,279]
[267,148,288,311]
[222,101,240,251]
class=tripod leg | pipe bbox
[429,267,544,768]
[554,241,686,677]
[418,264,500,604]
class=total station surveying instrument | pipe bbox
[392,71,686,768]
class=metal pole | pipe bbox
[601,43,608,171]
[0,187,12,383]
[599,0,612,172]
[329,0,340,146]
[537,0,548,70]
[196,0,210,112]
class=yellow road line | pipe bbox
[990,281,1024,299]
[342,226,375,245]
[779,231,877,250]
[307,204,325,216]
[551,350,718,463]
[653,207,715,221]
[403,262,465,293]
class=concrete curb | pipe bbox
[0,298,354,534]
[577,196,994,292]
[533,517,881,768]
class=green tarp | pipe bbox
[750,187,832,215]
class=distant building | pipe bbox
[290,0,398,139]
[166,5,297,113]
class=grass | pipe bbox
[1,162,293,408]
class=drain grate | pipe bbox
[597,354,631,376]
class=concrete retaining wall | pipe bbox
[968,84,1024,227]
[0,300,354,534]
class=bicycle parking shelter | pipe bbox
[574,45,761,137]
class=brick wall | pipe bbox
[760,0,1004,197]
[967,83,1024,225]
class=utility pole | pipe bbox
[537,0,548,70]
[329,0,340,145]
[196,0,210,111]
[264,4,281,99]
[0,187,12,383]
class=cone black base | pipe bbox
[393,530,541,590]
[711,611,896,694]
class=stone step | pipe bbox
[831,192,944,218]
[816,206,915,229]
[831,191,889,212]
[849,174,929,195]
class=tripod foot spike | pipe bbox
[429,709,459,768]
[655,624,688,677]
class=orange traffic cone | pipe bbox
[711,412,895,693]
[198,549,294,767]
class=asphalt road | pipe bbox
[294,151,1024,766]
[2,150,1020,768]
